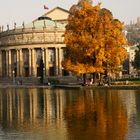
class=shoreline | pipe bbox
[0,84,140,90]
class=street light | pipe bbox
[12,70,15,84]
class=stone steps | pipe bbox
[0,78,13,85]
[0,76,82,85]
[0,77,40,85]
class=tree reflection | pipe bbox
[64,89,128,140]
[0,88,129,140]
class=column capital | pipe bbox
[5,50,8,52]
[29,48,35,50]
[41,48,46,51]
[28,48,32,51]
[16,49,20,51]
[8,49,11,54]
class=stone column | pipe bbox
[29,49,32,76]
[19,49,23,76]
[58,48,62,76]
[8,50,12,77]
[45,48,49,76]
[6,50,9,77]
[3,51,6,76]
[42,48,45,76]
[55,48,59,76]
[31,48,36,77]
[16,49,20,76]
[0,50,2,77]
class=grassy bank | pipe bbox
[115,77,140,85]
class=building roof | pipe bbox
[43,6,69,21]
[21,18,66,29]
[46,7,69,15]
[18,6,69,29]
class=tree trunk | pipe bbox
[92,73,97,84]
[83,73,87,85]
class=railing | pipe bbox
[0,27,65,37]
[0,27,65,46]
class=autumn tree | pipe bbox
[98,9,127,78]
[62,1,127,84]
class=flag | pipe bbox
[44,5,49,10]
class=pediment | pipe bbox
[45,7,69,21]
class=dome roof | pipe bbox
[18,18,66,29]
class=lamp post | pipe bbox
[12,70,15,84]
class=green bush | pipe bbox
[116,77,140,82]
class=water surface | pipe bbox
[0,87,139,140]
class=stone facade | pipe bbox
[0,7,69,78]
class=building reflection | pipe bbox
[0,88,137,139]
[0,88,66,132]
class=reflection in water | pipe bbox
[65,89,128,140]
[0,88,67,140]
[0,88,138,140]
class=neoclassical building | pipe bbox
[0,7,69,78]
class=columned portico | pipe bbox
[0,46,65,78]
[0,15,67,78]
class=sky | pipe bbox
[0,0,140,29]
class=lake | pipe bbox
[0,87,140,140]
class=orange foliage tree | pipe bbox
[62,0,127,83]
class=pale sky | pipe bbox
[0,0,140,29]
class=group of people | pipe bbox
[85,76,111,86]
